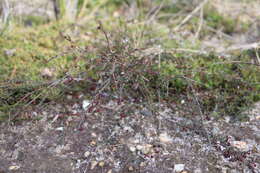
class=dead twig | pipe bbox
[97,21,112,53]
[217,42,260,53]
[174,0,209,31]
[189,84,212,146]
[255,48,260,65]
[145,0,165,23]
[204,25,233,40]
[213,61,260,66]
[195,6,204,39]
[168,48,208,55]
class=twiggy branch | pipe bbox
[189,84,212,146]
[98,21,112,53]
[195,6,204,39]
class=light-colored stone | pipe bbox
[9,165,20,170]
[174,164,185,172]
[90,140,96,146]
[55,127,64,131]
[194,169,202,173]
[140,162,146,167]
[90,161,98,170]
[67,95,73,100]
[99,161,105,167]
[159,132,172,143]
[129,146,136,152]
[84,151,90,157]
[82,100,90,110]
[128,166,134,171]
[136,145,143,151]
[142,144,153,154]
[41,68,54,78]
[230,141,249,151]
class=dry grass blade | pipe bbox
[174,0,209,31]
[217,42,260,53]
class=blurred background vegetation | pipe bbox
[0,0,259,121]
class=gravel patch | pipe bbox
[0,98,259,173]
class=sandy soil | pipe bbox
[0,97,259,173]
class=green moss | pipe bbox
[157,51,259,116]
[204,6,236,34]
[23,15,49,27]
[0,1,259,123]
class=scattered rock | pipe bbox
[140,109,153,116]
[41,67,54,78]
[134,144,153,154]
[194,169,202,173]
[90,161,98,170]
[82,100,90,110]
[9,165,20,170]
[12,150,24,161]
[140,162,146,167]
[67,95,73,100]
[99,161,105,167]
[129,146,136,152]
[159,132,172,143]
[136,144,143,151]
[90,140,96,146]
[230,141,249,151]
[55,127,64,131]
[84,151,90,157]
[174,164,185,172]
[128,166,134,171]
[0,97,259,172]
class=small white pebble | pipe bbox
[136,145,143,151]
[142,144,152,154]
[41,67,53,78]
[99,161,105,167]
[84,151,90,157]
[9,165,20,170]
[231,141,249,151]
[67,95,73,100]
[129,146,136,152]
[194,168,202,173]
[128,166,134,171]
[71,110,78,114]
[140,162,146,167]
[174,164,185,172]
[159,132,172,143]
[90,140,96,146]
[82,100,90,110]
[123,126,133,132]
[91,161,98,170]
[55,127,64,131]
[224,116,231,123]
[91,132,97,137]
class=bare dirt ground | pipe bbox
[0,96,259,173]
